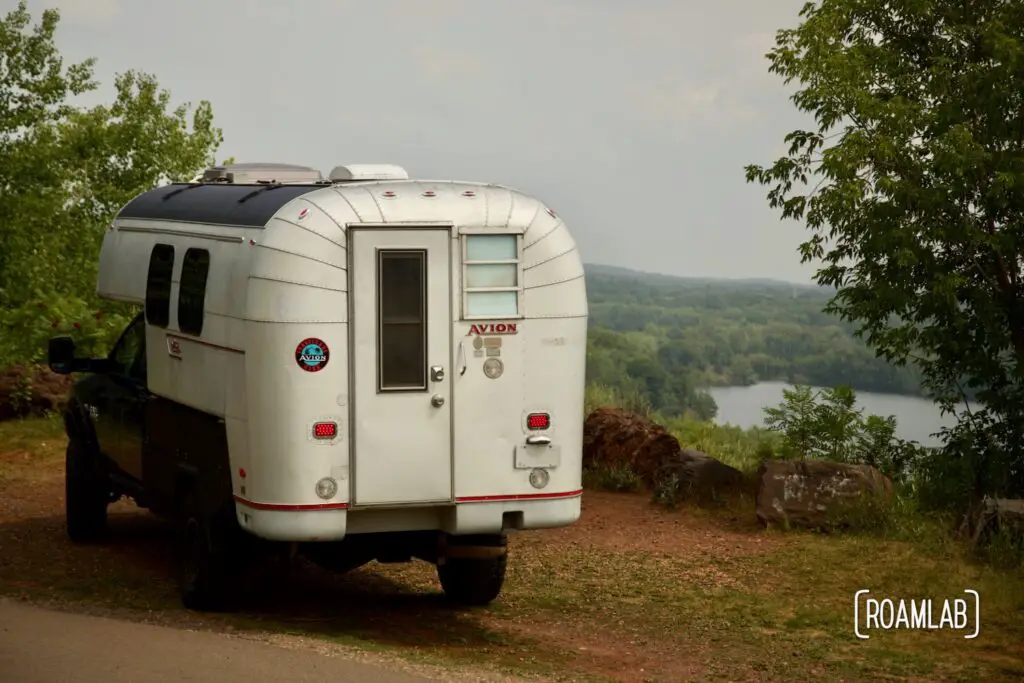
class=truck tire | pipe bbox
[177,490,239,612]
[437,535,508,606]
[65,437,110,543]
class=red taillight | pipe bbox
[527,413,550,430]
[313,422,338,439]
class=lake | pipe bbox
[707,381,965,447]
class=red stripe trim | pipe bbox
[167,332,244,355]
[455,489,583,503]
[233,495,349,511]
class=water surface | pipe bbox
[707,381,967,447]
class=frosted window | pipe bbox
[467,291,518,316]
[466,235,516,261]
[466,264,517,288]
[463,233,520,317]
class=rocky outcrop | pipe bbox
[655,448,746,504]
[0,364,74,422]
[583,408,745,505]
[582,407,683,487]
[755,459,893,529]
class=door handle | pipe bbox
[525,435,551,446]
[457,342,467,376]
[430,365,445,382]
[431,394,445,408]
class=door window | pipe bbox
[462,234,520,317]
[110,315,147,382]
[378,249,427,391]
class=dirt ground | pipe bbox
[0,482,772,682]
[2,424,1022,682]
[0,432,784,683]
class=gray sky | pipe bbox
[27,0,817,283]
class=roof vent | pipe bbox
[328,164,409,182]
[199,162,323,184]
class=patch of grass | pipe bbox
[581,463,643,493]
[0,413,66,484]
[977,523,1024,571]
[661,414,776,474]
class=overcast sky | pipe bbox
[25,0,817,282]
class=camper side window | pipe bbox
[145,244,175,328]
[178,248,210,336]
[462,234,520,318]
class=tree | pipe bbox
[745,0,1024,505]
[0,2,222,364]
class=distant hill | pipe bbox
[582,263,832,295]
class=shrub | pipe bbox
[582,463,643,493]
[762,384,928,483]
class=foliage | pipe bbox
[661,413,779,474]
[975,519,1024,569]
[745,0,1024,504]
[583,380,652,418]
[825,484,956,547]
[584,381,778,480]
[581,462,643,493]
[0,2,221,365]
[585,264,932,421]
[762,384,926,482]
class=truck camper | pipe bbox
[48,162,588,610]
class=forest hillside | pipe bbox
[583,263,924,420]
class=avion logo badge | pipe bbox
[467,323,517,335]
[295,337,330,372]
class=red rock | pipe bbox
[755,459,893,529]
[582,407,682,487]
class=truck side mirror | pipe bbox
[48,336,77,374]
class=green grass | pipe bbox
[663,414,778,473]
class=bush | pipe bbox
[762,384,928,483]
[824,485,952,544]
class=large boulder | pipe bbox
[755,459,893,529]
[0,364,75,422]
[655,448,746,504]
[582,407,682,487]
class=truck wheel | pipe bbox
[437,535,508,606]
[178,490,239,612]
[65,437,109,543]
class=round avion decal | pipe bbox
[295,337,330,372]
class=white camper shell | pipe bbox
[52,162,588,609]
